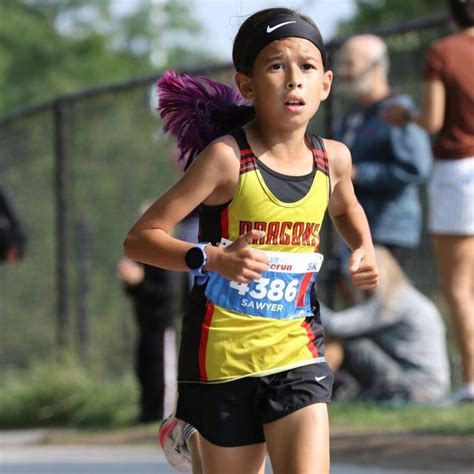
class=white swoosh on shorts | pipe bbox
[266,21,297,33]
[315,376,326,382]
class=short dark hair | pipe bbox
[449,0,474,27]
[232,8,323,75]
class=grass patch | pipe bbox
[0,357,138,429]
[329,402,474,436]
[2,359,473,437]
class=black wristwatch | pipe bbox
[185,243,211,283]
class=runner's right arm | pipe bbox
[124,136,268,281]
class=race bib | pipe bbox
[205,249,323,320]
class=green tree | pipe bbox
[336,0,447,35]
[0,0,210,113]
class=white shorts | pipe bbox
[428,157,474,235]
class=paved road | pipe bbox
[0,445,431,474]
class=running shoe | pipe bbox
[447,384,474,404]
[159,413,197,472]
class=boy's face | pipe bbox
[236,37,332,130]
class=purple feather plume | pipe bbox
[157,70,254,169]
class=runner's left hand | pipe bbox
[348,247,379,289]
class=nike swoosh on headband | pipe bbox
[266,21,297,33]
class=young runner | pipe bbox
[124,7,378,474]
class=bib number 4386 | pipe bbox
[230,277,301,304]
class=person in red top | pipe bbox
[383,0,474,403]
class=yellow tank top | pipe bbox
[178,128,330,382]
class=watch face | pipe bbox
[185,246,205,270]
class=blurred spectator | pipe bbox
[117,257,177,423]
[322,247,451,404]
[382,0,474,403]
[117,202,177,423]
[334,34,432,269]
[0,186,27,264]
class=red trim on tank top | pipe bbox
[312,150,329,175]
[220,207,229,239]
[199,302,215,381]
[314,156,329,165]
[240,152,257,174]
[312,148,327,157]
[301,319,319,358]
[240,157,255,165]
[240,148,253,156]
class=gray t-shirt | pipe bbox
[321,285,451,401]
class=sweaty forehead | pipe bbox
[258,37,323,62]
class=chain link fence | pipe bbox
[0,12,450,377]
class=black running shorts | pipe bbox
[176,362,333,447]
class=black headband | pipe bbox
[240,15,327,72]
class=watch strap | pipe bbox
[188,243,211,283]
